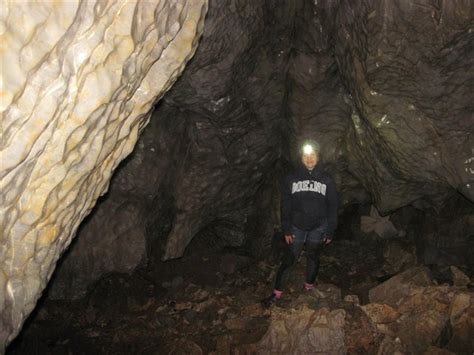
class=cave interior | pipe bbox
[6,0,474,354]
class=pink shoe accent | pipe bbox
[273,289,283,299]
[304,283,314,291]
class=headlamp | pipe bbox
[302,144,314,155]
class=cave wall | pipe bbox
[333,0,473,211]
[48,0,297,299]
[0,0,208,347]
[2,0,473,346]
[47,0,473,303]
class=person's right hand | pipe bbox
[284,234,295,245]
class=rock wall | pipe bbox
[44,0,473,303]
[333,0,473,210]
[47,0,297,300]
[0,0,208,347]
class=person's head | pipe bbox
[300,140,320,170]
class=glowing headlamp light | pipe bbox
[302,144,314,155]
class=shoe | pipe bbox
[261,293,279,308]
[303,283,314,291]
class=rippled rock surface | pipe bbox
[0,0,207,346]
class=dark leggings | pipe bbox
[274,225,326,291]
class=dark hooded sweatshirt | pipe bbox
[281,164,338,237]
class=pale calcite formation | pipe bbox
[0,0,207,346]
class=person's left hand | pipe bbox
[323,236,332,245]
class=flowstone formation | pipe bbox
[0,0,208,347]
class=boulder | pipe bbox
[449,292,471,323]
[360,206,399,239]
[397,286,452,316]
[446,292,474,353]
[369,266,434,306]
[397,310,448,353]
[250,307,346,354]
[360,303,400,324]
[343,304,382,354]
[449,266,471,287]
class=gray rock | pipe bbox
[361,206,399,239]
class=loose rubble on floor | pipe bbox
[8,235,473,354]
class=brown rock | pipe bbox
[224,317,249,330]
[376,323,395,336]
[343,304,381,354]
[166,339,203,355]
[448,292,470,323]
[446,292,474,353]
[344,294,360,304]
[315,283,342,302]
[398,310,448,353]
[377,335,407,355]
[360,303,400,324]
[215,335,232,355]
[192,289,210,301]
[240,303,264,317]
[246,306,346,354]
[174,302,192,311]
[398,286,451,315]
[369,266,434,306]
[424,345,456,355]
[450,266,470,287]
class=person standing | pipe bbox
[262,140,338,307]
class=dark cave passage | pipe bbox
[5,0,474,354]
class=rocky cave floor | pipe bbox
[8,233,474,354]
